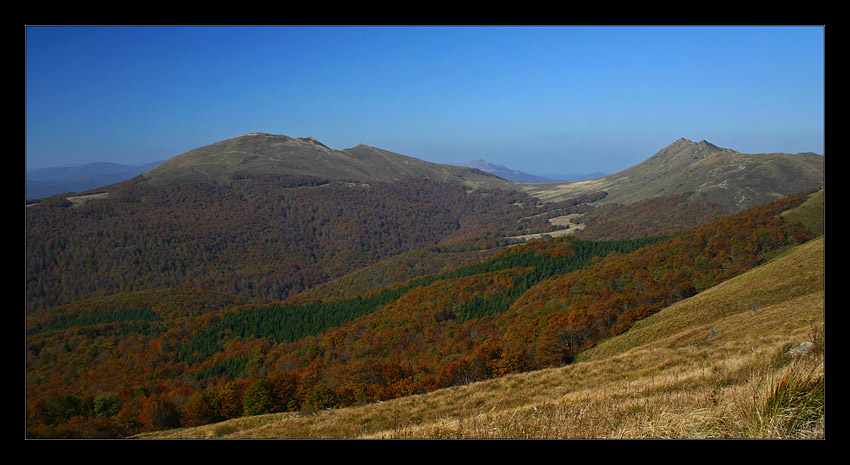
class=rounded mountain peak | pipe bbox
[140,133,513,189]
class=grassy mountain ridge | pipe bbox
[31,134,823,218]
[521,138,824,212]
[141,132,512,189]
[138,133,823,214]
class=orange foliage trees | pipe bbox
[25,187,818,438]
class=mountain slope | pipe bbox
[521,138,824,212]
[141,133,512,189]
[26,176,555,313]
[25,188,821,438]
[25,131,825,439]
[38,135,823,218]
[137,233,823,439]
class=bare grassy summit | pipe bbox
[141,134,823,215]
[522,138,824,212]
[141,132,512,189]
[138,233,824,439]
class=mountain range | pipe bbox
[140,133,511,189]
[137,133,824,212]
[27,134,822,214]
[25,132,824,439]
[25,160,163,200]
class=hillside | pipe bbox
[141,133,512,189]
[25,133,825,439]
[137,233,824,439]
[29,135,818,312]
[521,138,824,212]
[25,176,597,313]
[25,188,821,438]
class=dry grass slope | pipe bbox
[520,139,824,213]
[139,235,824,439]
[141,133,513,190]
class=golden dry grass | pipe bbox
[139,236,824,439]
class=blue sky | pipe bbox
[26,25,825,176]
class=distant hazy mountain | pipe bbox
[26,161,163,200]
[464,159,557,183]
[464,159,604,183]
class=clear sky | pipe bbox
[26,25,825,176]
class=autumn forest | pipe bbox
[25,170,819,438]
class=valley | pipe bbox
[24,134,824,439]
